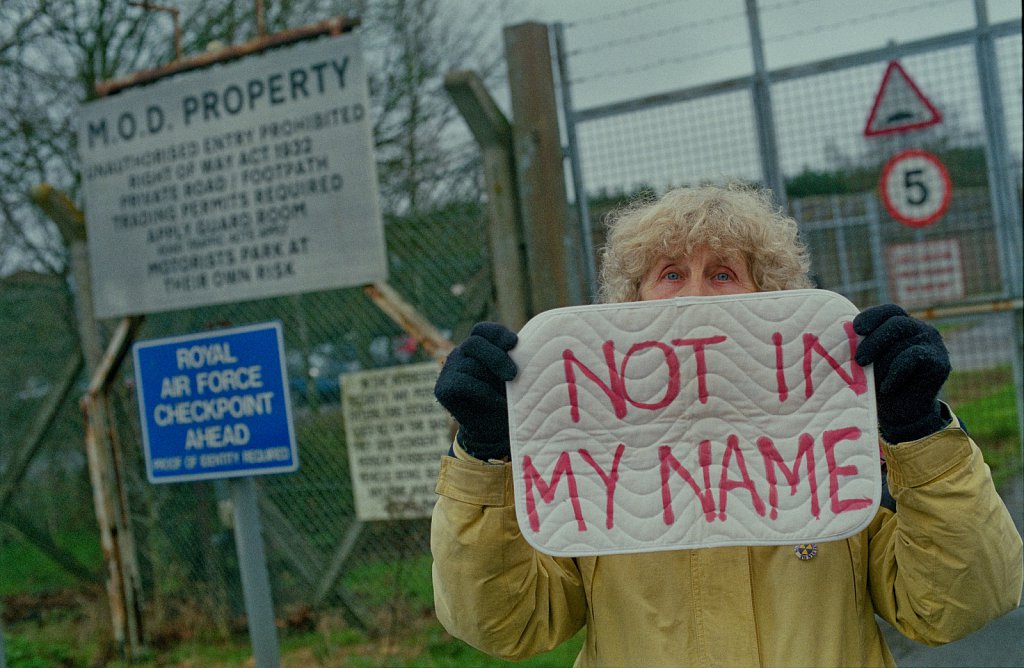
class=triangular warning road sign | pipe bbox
[863,60,942,137]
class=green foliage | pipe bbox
[0,273,80,453]
[0,529,102,596]
[383,199,489,330]
[421,627,586,667]
[785,168,852,198]
[937,146,990,188]
[785,146,988,197]
[953,383,1021,490]
[155,641,253,665]
[0,528,102,594]
[1,634,77,668]
[2,601,583,666]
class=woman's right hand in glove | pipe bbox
[433,322,518,460]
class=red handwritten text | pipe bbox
[562,324,863,424]
[522,427,871,533]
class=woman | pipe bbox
[431,184,1022,667]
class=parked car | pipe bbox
[286,342,362,405]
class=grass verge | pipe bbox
[3,608,585,667]
[944,367,1022,491]
[2,369,1018,666]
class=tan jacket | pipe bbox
[431,415,1023,667]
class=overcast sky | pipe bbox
[513,0,1022,110]
[489,0,1023,195]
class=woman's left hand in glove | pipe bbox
[853,304,952,443]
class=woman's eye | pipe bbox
[714,271,732,282]
[663,271,681,281]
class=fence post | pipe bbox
[29,184,146,658]
[80,319,147,659]
[553,22,599,303]
[744,0,787,208]
[444,70,530,328]
[504,22,582,314]
[972,0,1024,465]
[865,194,890,305]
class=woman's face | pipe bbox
[638,245,756,301]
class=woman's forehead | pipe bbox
[653,245,747,265]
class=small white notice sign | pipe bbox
[342,362,449,521]
[887,239,964,306]
[506,290,880,557]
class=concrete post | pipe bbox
[504,22,583,314]
[444,70,530,328]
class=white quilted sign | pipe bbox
[507,289,880,557]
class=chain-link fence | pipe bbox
[2,2,1022,661]
[118,200,502,635]
[1,199,497,648]
[557,6,1023,516]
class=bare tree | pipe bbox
[362,0,511,215]
[0,0,512,276]
[1,0,72,276]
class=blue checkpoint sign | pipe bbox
[133,321,298,483]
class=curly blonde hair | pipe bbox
[598,184,812,303]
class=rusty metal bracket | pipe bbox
[79,315,146,658]
[909,298,1024,320]
[129,2,183,61]
[363,282,455,361]
[95,15,360,97]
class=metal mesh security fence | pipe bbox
[112,202,495,636]
[1,202,493,646]
[2,2,1022,661]
[558,2,1023,536]
[575,91,762,197]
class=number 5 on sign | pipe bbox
[880,149,952,228]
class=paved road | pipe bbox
[941,312,1017,371]
[882,473,1024,667]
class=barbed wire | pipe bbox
[565,0,690,28]
[763,0,966,46]
[757,0,818,16]
[568,9,747,57]
[572,40,750,86]
[567,0,968,87]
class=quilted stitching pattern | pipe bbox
[507,290,880,557]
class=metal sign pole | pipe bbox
[230,477,281,667]
[132,322,296,666]
[1,609,7,668]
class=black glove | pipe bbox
[853,304,951,443]
[434,322,518,460]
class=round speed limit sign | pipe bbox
[880,149,952,228]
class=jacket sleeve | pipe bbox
[867,410,1023,645]
[430,444,587,661]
